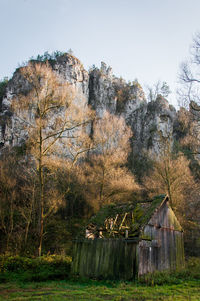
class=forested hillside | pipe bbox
[0,46,199,257]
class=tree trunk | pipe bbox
[99,167,105,205]
[38,126,44,257]
[6,196,14,253]
[24,184,35,248]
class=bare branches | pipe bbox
[79,112,140,208]
[143,148,195,211]
[11,61,95,256]
[145,81,171,102]
[178,32,200,108]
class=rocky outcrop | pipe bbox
[88,62,146,119]
[0,54,90,148]
[51,54,89,97]
[88,62,116,117]
[129,95,176,155]
[0,53,177,159]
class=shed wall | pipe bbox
[72,239,138,280]
[138,202,184,275]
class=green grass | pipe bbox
[0,279,199,300]
[0,256,199,300]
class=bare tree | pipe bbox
[175,107,200,159]
[143,147,195,214]
[81,112,140,210]
[0,149,37,254]
[178,32,200,109]
[0,155,16,252]
[177,32,200,172]
[144,147,200,254]
[177,32,200,155]
[145,80,171,102]
[11,62,93,256]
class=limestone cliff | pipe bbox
[88,62,176,156]
[0,53,177,160]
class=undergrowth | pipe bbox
[0,255,72,283]
[0,255,199,287]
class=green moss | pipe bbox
[87,195,167,237]
[140,233,152,240]
[89,202,138,228]
[167,208,182,231]
[139,194,167,228]
[175,234,185,269]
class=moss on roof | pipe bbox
[139,194,167,229]
[89,194,167,232]
[89,202,136,228]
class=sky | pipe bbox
[1,0,200,108]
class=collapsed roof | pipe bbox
[83,194,182,238]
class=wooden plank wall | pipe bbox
[138,231,184,275]
[72,239,138,280]
[138,202,185,275]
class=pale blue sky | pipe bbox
[1,0,200,107]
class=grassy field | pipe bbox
[0,256,199,300]
[0,279,199,300]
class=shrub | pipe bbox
[0,255,72,282]
[29,51,66,63]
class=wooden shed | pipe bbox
[72,195,184,279]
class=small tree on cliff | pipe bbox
[12,62,93,256]
[145,81,171,102]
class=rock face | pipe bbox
[51,54,89,97]
[88,62,147,118]
[88,61,176,156]
[0,53,177,159]
[129,95,176,155]
[88,62,117,117]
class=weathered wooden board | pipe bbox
[138,231,184,275]
[72,239,138,280]
[138,201,185,275]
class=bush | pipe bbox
[29,51,65,64]
[0,255,72,282]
